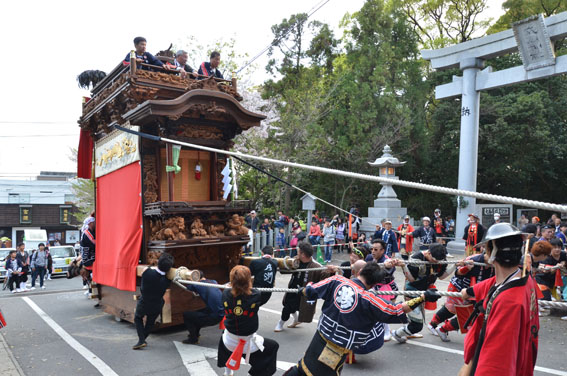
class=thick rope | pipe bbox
[115,126,567,212]
[286,259,491,273]
[173,279,567,308]
[154,136,567,213]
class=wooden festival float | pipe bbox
[77,50,265,327]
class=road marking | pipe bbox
[261,306,567,376]
[22,296,118,376]
[174,341,297,374]
[174,341,217,375]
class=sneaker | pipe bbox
[561,316,567,321]
[182,337,199,345]
[274,320,285,332]
[11,290,15,294]
[41,286,46,290]
[83,285,89,290]
[383,330,392,342]
[30,287,36,290]
[84,290,90,295]
[427,323,439,336]
[47,277,52,281]
[223,367,234,376]
[446,253,455,258]
[132,341,147,350]
[436,328,450,342]
[391,328,407,344]
[15,288,21,293]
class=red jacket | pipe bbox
[397,223,414,251]
[309,225,321,237]
[464,274,539,375]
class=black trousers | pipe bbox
[217,335,279,376]
[8,275,20,291]
[183,309,222,340]
[134,301,162,343]
[284,331,347,376]
[281,293,300,321]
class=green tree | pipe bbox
[71,178,95,223]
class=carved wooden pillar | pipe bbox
[210,152,218,201]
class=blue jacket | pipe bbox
[381,229,398,256]
[123,51,164,70]
[198,61,223,79]
[276,232,286,247]
[5,258,23,277]
[186,279,224,317]
[304,275,407,350]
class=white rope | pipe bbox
[160,136,567,213]
[173,279,567,308]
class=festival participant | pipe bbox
[335,218,346,253]
[340,243,367,280]
[372,223,384,241]
[274,242,332,332]
[539,224,554,243]
[15,242,30,292]
[172,50,196,78]
[393,243,451,343]
[458,223,539,376]
[535,238,566,302]
[133,253,174,350]
[123,37,167,70]
[397,215,415,260]
[182,270,224,344]
[492,213,501,225]
[427,251,494,342]
[6,250,23,293]
[412,216,437,250]
[245,210,259,233]
[248,246,278,305]
[79,217,96,295]
[462,213,485,256]
[433,209,446,239]
[217,265,279,376]
[531,216,541,237]
[282,263,441,376]
[198,51,223,79]
[381,220,398,257]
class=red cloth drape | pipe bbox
[77,129,93,179]
[93,162,142,291]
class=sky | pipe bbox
[0,0,504,178]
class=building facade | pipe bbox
[0,172,82,247]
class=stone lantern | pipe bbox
[368,145,406,200]
[360,145,410,233]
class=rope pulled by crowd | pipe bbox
[173,278,567,309]
[286,258,492,273]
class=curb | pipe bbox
[0,331,25,376]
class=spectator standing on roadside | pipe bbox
[15,243,30,292]
[260,218,271,243]
[335,218,346,253]
[518,214,529,229]
[276,228,286,257]
[322,218,336,263]
[45,245,53,281]
[245,210,260,233]
[30,243,48,290]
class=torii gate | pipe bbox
[421,12,567,249]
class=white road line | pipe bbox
[22,297,119,376]
[261,306,567,376]
[173,341,217,375]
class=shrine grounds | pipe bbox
[1,253,566,376]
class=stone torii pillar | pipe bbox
[421,12,567,250]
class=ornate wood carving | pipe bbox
[143,155,159,203]
[172,125,224,140]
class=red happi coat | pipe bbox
[463,274,539,376]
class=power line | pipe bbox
[0,121,77,124]
[236,0,331,74]
[0,134,77,138]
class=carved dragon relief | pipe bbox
[171,125,224,140]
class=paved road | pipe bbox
[1,255,566,376]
